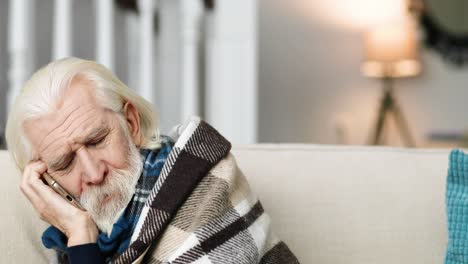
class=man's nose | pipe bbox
[77,148,108,185]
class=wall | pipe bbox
[258,0,468,146]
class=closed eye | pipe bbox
[57,155,75,172]
[87,135,106,147]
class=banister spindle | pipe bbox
[180,0,203,121]
[8,0,35,110]
[95,0,115,71]
[53,0,72,59]
[137,0,157,104]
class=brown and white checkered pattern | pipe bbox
[112,117,299,264]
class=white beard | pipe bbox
[79,132,143,235]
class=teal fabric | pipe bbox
[445,149,468,264]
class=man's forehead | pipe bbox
[45,119,108,154]
[23,79,110,159]
[44,78,102,123]
[25,103,99,141]
[24,108,109,162]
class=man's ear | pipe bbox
[122,101,142,146]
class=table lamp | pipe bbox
[362,19,421,147]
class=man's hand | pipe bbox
[20,161,99,247]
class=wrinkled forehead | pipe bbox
[22,80,109,159]
[25,106,108,159]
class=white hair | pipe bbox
[5,57,161,172]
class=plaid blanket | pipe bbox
[111,117,299,264]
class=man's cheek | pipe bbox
[100,146,128,170]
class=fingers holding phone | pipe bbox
[20,160,96,240]
[42,172,85,210]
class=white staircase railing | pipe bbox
[5,0,257,144]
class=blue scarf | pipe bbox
[41,136,174,261]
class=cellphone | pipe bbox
[42,172,85,211]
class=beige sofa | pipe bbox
[1,145,451,263]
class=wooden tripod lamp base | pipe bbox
[369,78,416,147]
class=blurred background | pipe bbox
[0,0,467,149]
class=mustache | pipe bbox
[77,138,143,234]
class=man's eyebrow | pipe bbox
[77,126,110,144]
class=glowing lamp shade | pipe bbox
[362,20,421,78]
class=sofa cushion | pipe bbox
[232,144,450,264]
[0,151,54,263]
[0,145,452,264]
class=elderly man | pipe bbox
[5,58,298,264]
